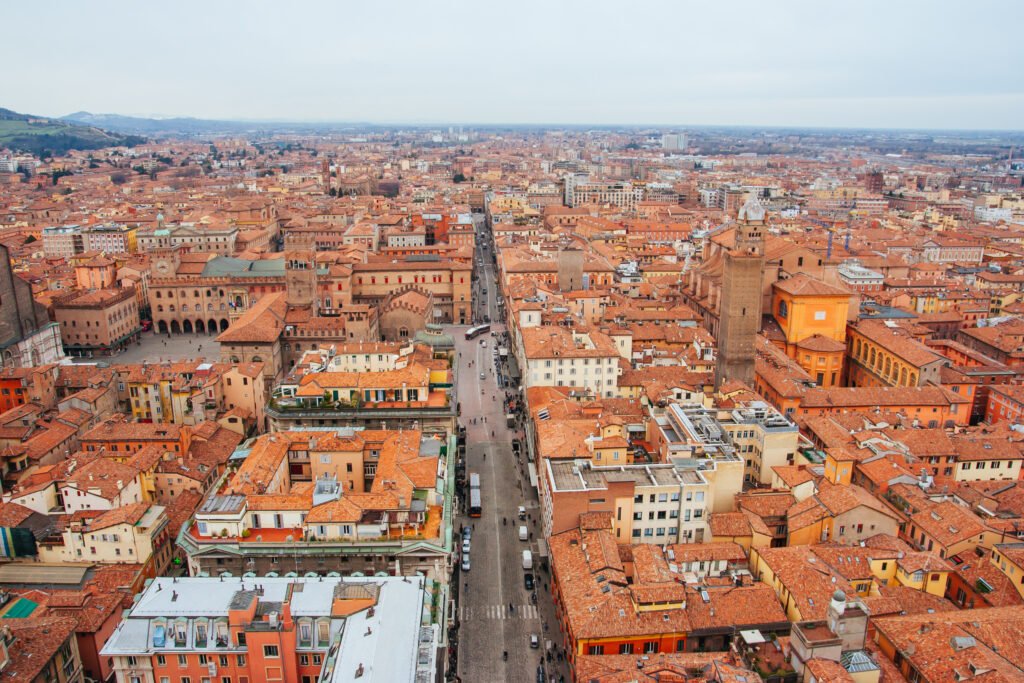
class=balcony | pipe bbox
[267,392,454,420]
[184,505,442,547]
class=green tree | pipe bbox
[453,173,466,183]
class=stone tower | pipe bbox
[714,200,766,391]
[285,249,318,314]
[557,247,584,292]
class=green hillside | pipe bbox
[0,107,145,155]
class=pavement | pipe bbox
[451,223,569,683]
[70,328,220,365]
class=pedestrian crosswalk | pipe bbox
[460,604,540,621]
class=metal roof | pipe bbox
[0,563,90,586]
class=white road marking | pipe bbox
[464,605,540,620]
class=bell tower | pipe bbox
[714,200,766,391]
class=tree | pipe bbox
[453,173,466,183]
[51,169,72,185]
[110,171,128,185]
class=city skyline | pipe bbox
[3,0,1023,130]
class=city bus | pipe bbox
[468,472,482,517]
[469,488,482,518]
[465,324,490,340]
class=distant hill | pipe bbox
[62,111,253,136]
[0,107,145,155]
[61,111,379,137]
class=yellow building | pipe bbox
[770,274,852,387]
[823,447,856,485]
[991,543,1024,599]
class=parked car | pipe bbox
[524,572,534,590]
[530,633,539,649]
[461,555,471,572]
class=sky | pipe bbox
[3,0,1023,130]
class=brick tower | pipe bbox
[285,249,318,315]
[714,200,766,391]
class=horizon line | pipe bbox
[53,111,1024,136]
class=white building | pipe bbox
[661,133,688,151]
[520,327,621,397]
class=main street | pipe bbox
[450,220,570,683]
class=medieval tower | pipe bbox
[714,199,766,391]
[285,249,319,315]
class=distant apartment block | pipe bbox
[42,223,138,258]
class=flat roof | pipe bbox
[0,563,91,586]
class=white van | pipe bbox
[519,525,528,541]
[522,550,533,570]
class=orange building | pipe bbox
[550,517,790,677]
[102,575,438,683]
[0,364,58,412]
[80,417,189,455]
[769,274,852,387]
[985,384,1024,426]
[798,385,971,428]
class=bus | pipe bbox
[468,472,482,517]
[465,324,490,340]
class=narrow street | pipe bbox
[449,221,570,683]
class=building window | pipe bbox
[263,645,279,658]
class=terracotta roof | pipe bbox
[773,273,850,297]
[0,616,79,683]
[708,512,752,538]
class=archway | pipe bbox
[183,320,193,334]
[209,319,217,334]
[158,320,169,334]
[170,320,181,334]
[220,319,230,331]
[195,319,206,333]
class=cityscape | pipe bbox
[2,3,1024,683]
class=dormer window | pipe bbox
[317,620,330,645]
[195,622,207,646]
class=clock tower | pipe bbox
[151,248,180,279]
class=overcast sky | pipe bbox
[3,0,1022,129]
